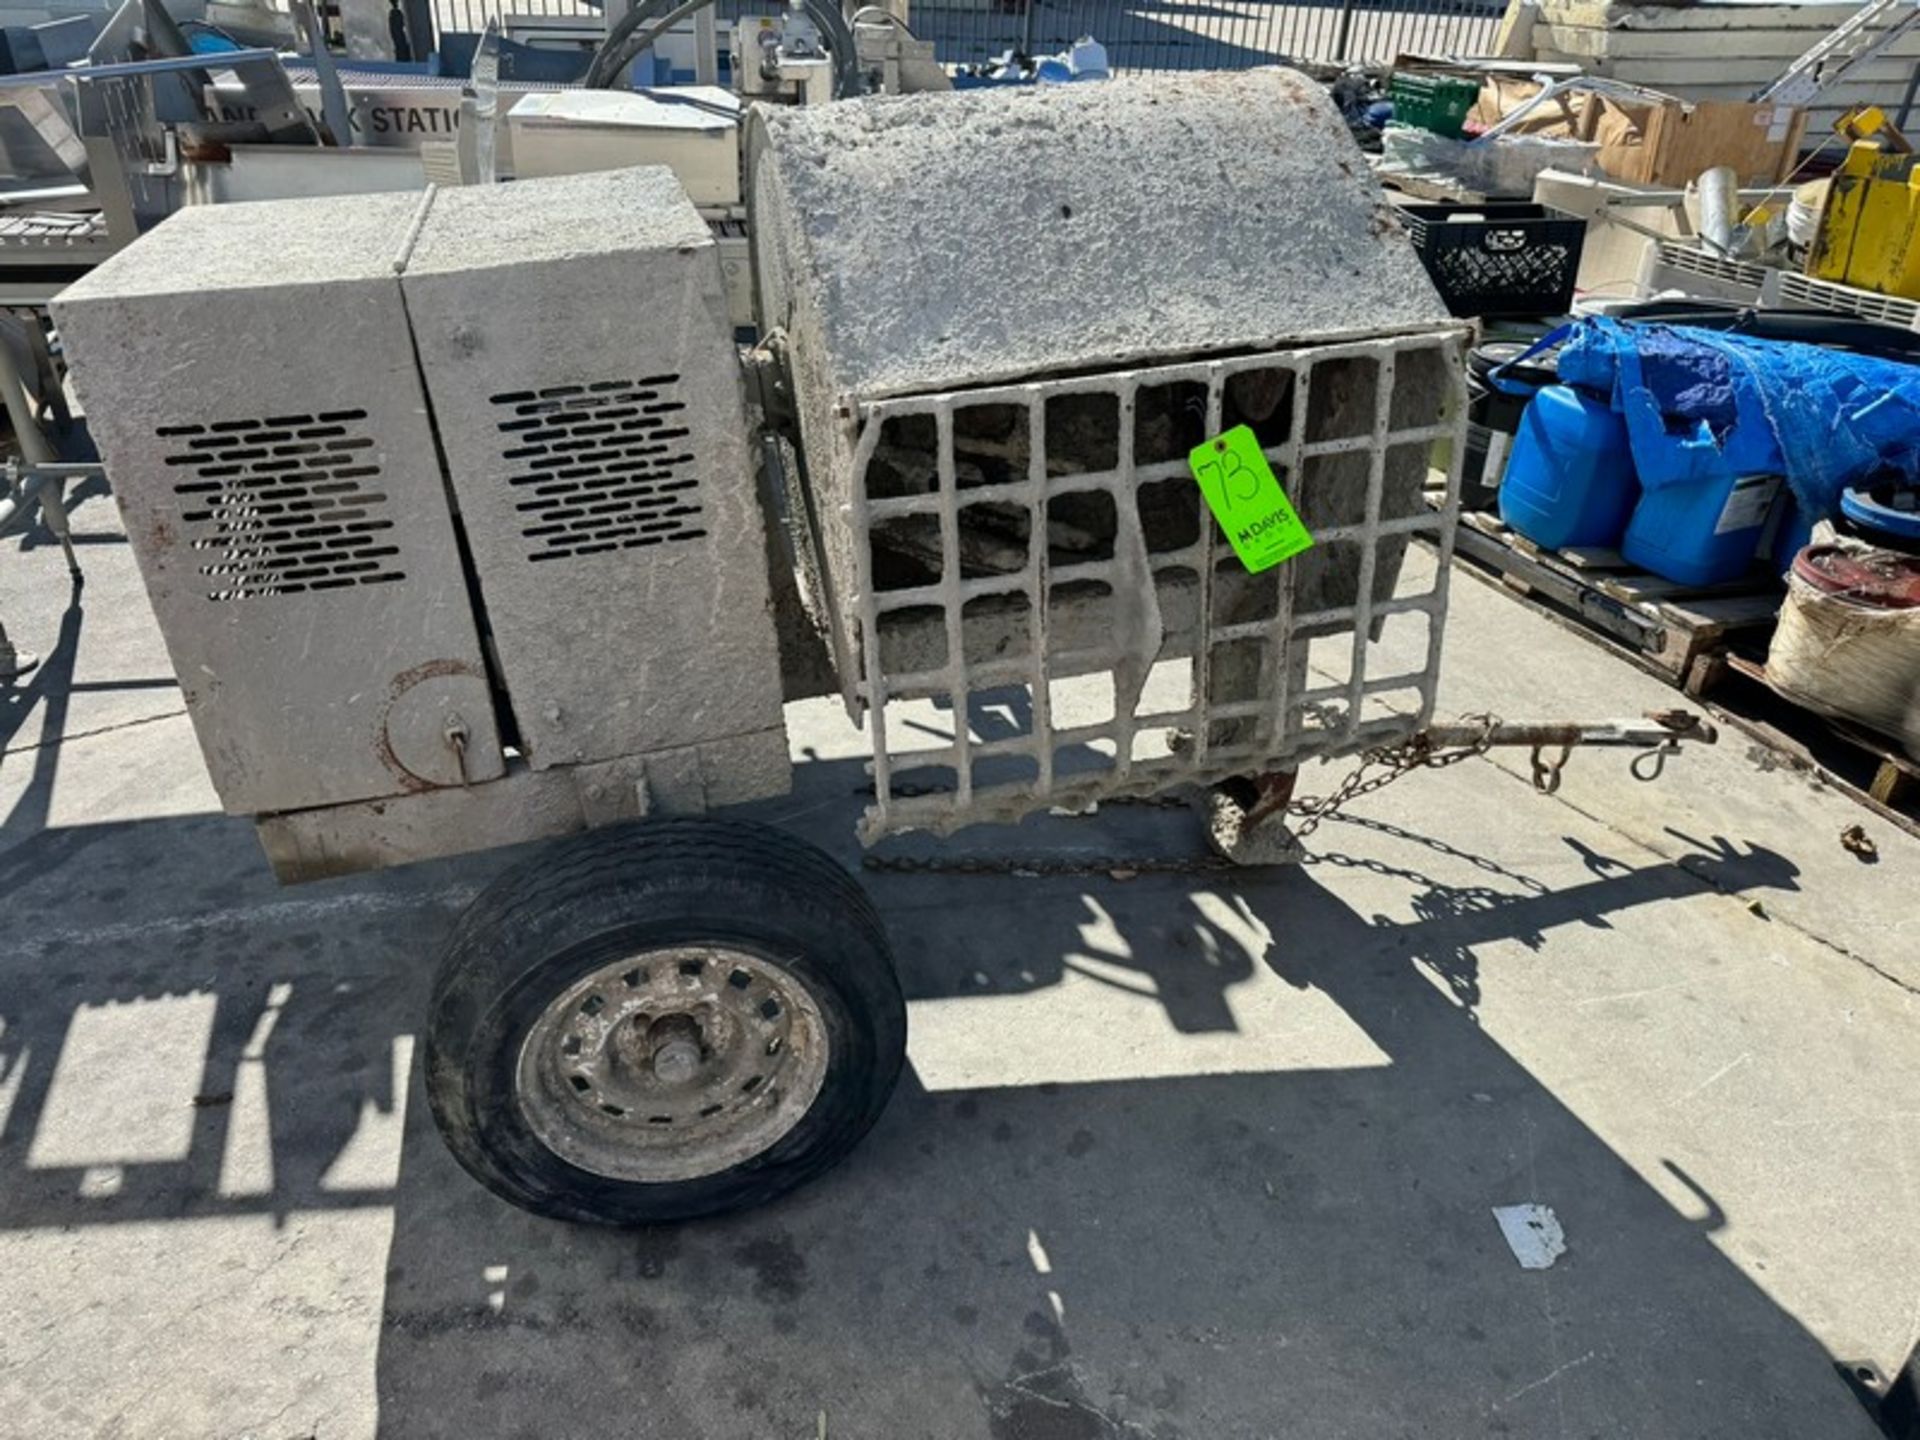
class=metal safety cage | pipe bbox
[846,328,1470,842]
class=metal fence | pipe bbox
[435,0,1502,70]
[909,0,1502,69]
[436,0,599,35]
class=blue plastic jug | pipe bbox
[1599,321,1785,585]
[1622,470,1781,586]
[1498,385,1640,550]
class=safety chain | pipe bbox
[1285,713,1501,843]
[860,716,1503,878]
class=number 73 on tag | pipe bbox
[1187,424,1314,574]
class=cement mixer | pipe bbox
[48,70,1712,1223]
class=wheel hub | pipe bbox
[515,945,829,1183]
[646,1015,705,1086]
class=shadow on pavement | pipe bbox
[0,749,1881,1438]
[365,808,1849,1439]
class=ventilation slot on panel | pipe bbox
[158,409,404,603]
[489,376,709,562]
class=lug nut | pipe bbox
[652,1037,702,1084]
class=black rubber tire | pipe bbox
[424,817,906,1224]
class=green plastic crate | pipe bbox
[1389,72,1480,139]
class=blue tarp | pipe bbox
[1553,316,1920,519]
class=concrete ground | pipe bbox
[2,484,1917,1440]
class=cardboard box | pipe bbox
[1580,95,1806,188]
[1469,75,1586,138]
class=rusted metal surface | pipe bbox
[862,705,1723,874]
[1205,708,1720,867]
[375,658,490,794]
[1241,769,1301,832]
[514,945,829,1183]
[1425,713,1720,750]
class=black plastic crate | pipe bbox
[1395,201,1586,319]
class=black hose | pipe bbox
[584,0,703,89]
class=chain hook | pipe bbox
[1630,742,1673,783]
[1461,711,1501,755]
[1529,743,1571,794]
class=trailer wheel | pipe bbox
[425,817,906,1224]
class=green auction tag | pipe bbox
[1188,425,1314,573]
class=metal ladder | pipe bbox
[1756,0,1920,109]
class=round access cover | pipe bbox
[381,662,499,789]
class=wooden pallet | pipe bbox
[1705,654,1920,837]
[1449,510,1784,687]
[1441,508,1920,835]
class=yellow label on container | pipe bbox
[1188,425,1314,573]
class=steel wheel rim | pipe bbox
[515,945,830,1183]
